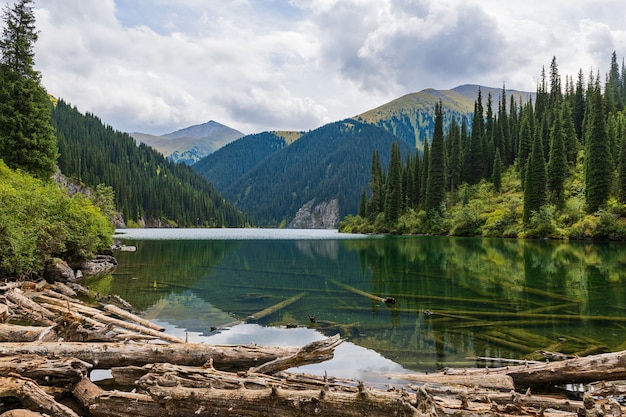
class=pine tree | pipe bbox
[523,131,547,224]
[546,104,567,208]
[425,102,446,213]
[420,138,430,205]
[517,102,534,186]
[446,117,461,194]
[0,0,57,179]
[584,79,612,213]
[358,189,367,217]
[384,142,402,224]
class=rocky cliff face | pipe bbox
[289,199,340,229]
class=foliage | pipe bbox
[0,159,113,278]
[0,0,57,180]
[215,119,412,226]
[51,100,249,227]
[344,53,626,240]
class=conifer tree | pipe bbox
[547,104,567,207]
[420,138,430,206]
[466,89,485,184]
[492,147,503,193]
[384,142,402,224]
[358,189,367,217]
[584,79,612,213]
[618,131,626,204]
[425,102,446,213]
[523,131,547,224]
[517,102,534,186]
[0,0,57,179]
[446,117,461,194]
[572,69,586,141]
[367,150,384,220]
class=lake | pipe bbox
[91,228,626,382]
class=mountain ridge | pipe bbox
[129,120,244,165]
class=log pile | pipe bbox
[0,280,624,416]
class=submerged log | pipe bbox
[0,339,337,371]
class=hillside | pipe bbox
[130,120,244,165]
[356,84,534,149]
[212,120,413,227]
[51,100,250,228]
[193,131,290,190]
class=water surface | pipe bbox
[95,229,626,379]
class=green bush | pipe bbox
[0,160,114,278]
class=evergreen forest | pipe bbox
[52,99,250,228]
[341,54,626,240]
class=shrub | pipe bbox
[0,160,113,278]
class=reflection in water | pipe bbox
[96,232,626,373]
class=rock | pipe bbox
[289,198,340,229]
[74,255,118,276]
[44,258,76,283]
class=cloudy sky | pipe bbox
[33,0,626,135]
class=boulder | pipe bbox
[74,255,118,276]
[44,258,76,283]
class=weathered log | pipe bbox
[140,380,438,417]
[102,304,165,332]
[72,378,163,417]
[0,324,50,342]
[0,410,45,417]
[0,377,79,417]
[249,334,342,374]
[0,355,90,386]
[443,348,626,389]
[386,372,515,391]
[0,341,324,371]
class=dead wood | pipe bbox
[0,355,90,386]
[386,372,515,391]
[0,376,79,417]
[248,333,342,374]
[72,378,162,417]
[0,325,50,343]
[0,341,324,371]
[443,349,626,389]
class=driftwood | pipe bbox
[221,291,309,328]
[442,348,626,389]
[0,340,331,371]
[0,355,90,386]
[0,376,79,417]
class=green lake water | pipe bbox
[90,229,626,380]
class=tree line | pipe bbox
[343,54,626,239]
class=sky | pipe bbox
[32,0,626,136]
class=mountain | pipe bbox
[195,120,413,227]
[193,131,302,191]
[355,84,534,149]
[52,100,250,228]
[130,120,244,165]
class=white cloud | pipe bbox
[32,0,626,135]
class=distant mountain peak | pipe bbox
[129,120,244,165]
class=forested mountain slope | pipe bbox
[193,131,290,191]
[52,100,249,228]
[356,84,534,149]
[215,120,413,226]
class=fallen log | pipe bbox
[221,291,308,328]
[0,324,50,342]
[72,378,163,417]
[141,380,437,417]
[0,377,79,417]
[442,348,626,389]
[385,372,514,391]
[330,279,395,304]
[0,355,90,386]
[0,338,338,371]
[249,334,342,374]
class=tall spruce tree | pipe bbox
[523,131,547,224]
[492,147,503,193]
[546,104,567,207]
[466,89,485,184]
[425,102,446,213]
[618,129,626,204]
[367,150,384,220]
[0,0,57,180]
[384,142,402,224]
[584,79,612,213]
